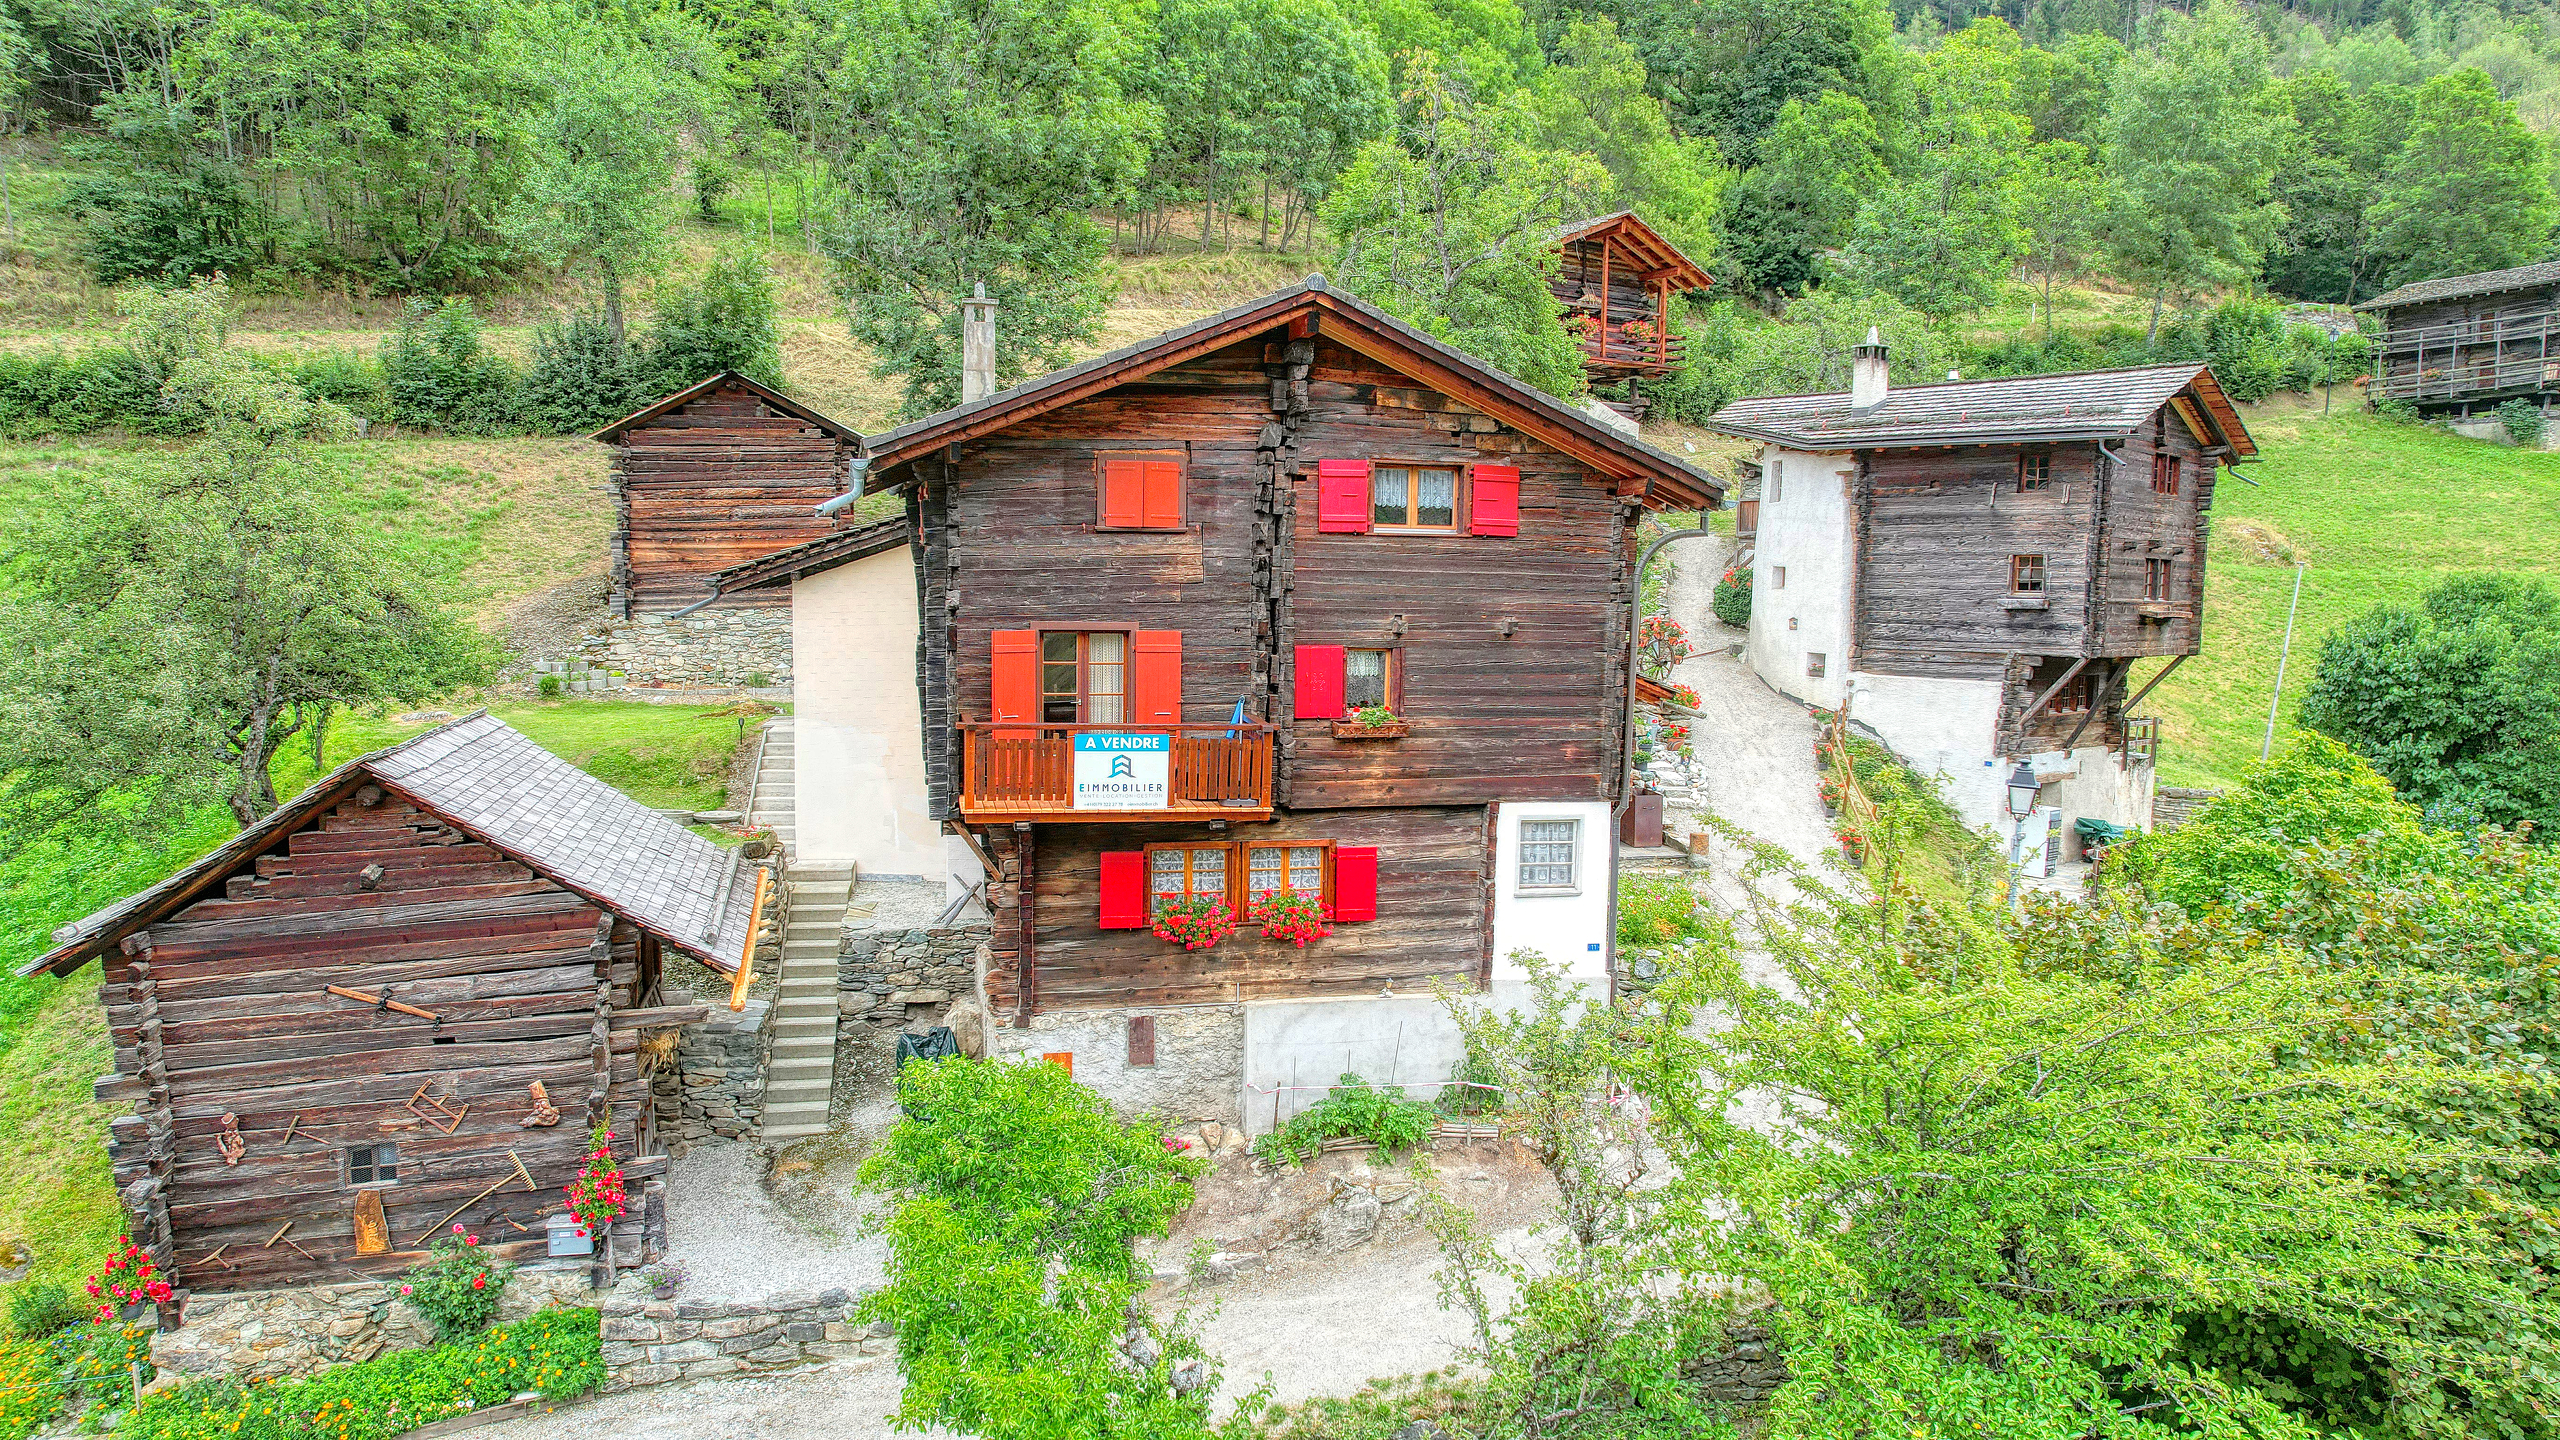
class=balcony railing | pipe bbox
[2373,308,2560,401]
[956,722,1276,824]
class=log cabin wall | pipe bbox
[609,380,852,616]
[2091,407,2212,659]
[98,784,652,1294]
[982,806,1488,1014]
[1853,442,2103,676]
[1550,237,1665,329]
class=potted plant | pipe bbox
[1332,705,1409,740]
[83,1239,172,1324]
[1838,829,1867,866]
[641,1261,688,1301]
[1150,895,1237,950]
[567,1126,628,1246]
[1251,892,1333,947]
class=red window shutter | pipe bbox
[1099,851,1146,928]
[1469,464,1520,537]
[1316,459,1371,533]
[1132,630,1182,726]
[1294,645,1346,720]
[1143,460,1184,529]
[1334,846,1378,922]
[1101,459,1145,529]
[991,630,1039,737]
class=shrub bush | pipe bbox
[398,1226,512,1341]
[121,1307,602,1440]
[0,347,167,438]
[522,309,645,434]
[62,153,260,285]
[382,298,522,435]
[289,351,390,423]
[4,1285,82,1340]
[692,154,735,224]
[2120,734,2429,911]
[640,252,783,396]
[1253,1073,1437,1165]
[2496,396,2546,445]
[1710,566,1751,628]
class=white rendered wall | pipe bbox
[1746,446,1857,710]
[790,556,943,879]
[1490,800,1612,1009]
[1240,994,1469,1134]
[1848,670,2156,837]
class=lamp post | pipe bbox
[2002,760,2042,907]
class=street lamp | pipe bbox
[2003,761,2043,906]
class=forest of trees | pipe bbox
[2,0,2557,413]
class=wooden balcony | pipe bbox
[1575,328,1687,378]
[2374,308,2560,402]
[956,722,1276,824]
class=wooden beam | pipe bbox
[2059,660,2123,751]
[1013,824,1037,1028]
[2014,657,2092,733]
[728,865,768,1013]
[2119,654,2190,714]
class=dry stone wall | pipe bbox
[598,1282,890,1391]
[652,999,770,1147]
[150,1269,597,1383]
[581,608,795,689]
[2152,786,2221,833]
[837,925,985,1031]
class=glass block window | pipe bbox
[1518,819,1579,890]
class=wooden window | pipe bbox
[1040,631,1126,723]
[1244,842,1332,906]
[2018,453,2051,492]
[2010,554,2046,593]
[2051,671,2095,714]
[1807,652,1827,679]
[1127,1016,1157,1068]
[2146,557,2174,601]
[1518,819,1580,892]
[347,1143,398,1186]
[1771,565,1787,590]
[2151,453,2181,495]
[1097,453,1185,531]
[1146,844,1231,906]
[1345,649,1400,711]
[1371,465,1461,532]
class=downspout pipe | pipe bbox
[816,455,875,516]
[1608,519,1717,1009]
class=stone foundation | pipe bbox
[652,999,770,1147]
[2152,786,2221,833]
[598,1281,889,1391]
[836,925,988,1031]
[1682,1320,1788,1407]
[152,1268,598,1383]
[989,1004,1246,1127]
[580,606,795,689]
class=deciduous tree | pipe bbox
[2369,67,2557,291]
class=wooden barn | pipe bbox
[20,713,763,1303]
[1550,212,1712,405]
[590,372,861,622]
[2359,260,2560,422]
[1706,330,2256,840]
[690,275,1723,1129]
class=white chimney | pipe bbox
[1851,326,1889,409]
[960,283,997,405]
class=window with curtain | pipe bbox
[1245,844,1329,903]
[1040,632,1126,722]
[1148,846,1230,905]
[1518,819,1578,890]
[1345,649,1397,710]
[1371,466,1460,530]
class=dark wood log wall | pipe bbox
[1854,442,2104,678]
[98,785,656,1294]
[1549,238,1665,323]
[609,381,851,615]
[2091,406,2212,659]
[982,807,1488,1013]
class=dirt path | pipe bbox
[1663,536,1838,874]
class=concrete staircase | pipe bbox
[761,861,852,1144]
[747,719,795,857]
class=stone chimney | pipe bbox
[1850,326,1889,409]
[961,283,997,405]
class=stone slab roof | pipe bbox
[1702,362,2255,457]
[2358,260,2560,312]
[24,712,752,978]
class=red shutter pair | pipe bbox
[1102,457,1184,529]
[1098,846,1379,927]
[1312,459,1520,537]
[990,630,1182,733]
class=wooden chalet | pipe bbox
[1706,335,2254,834]
[2359,261,2560,415]
[591,372,861,619]
[697,276,1720,1123]
[21,714,761,1300]
[1551,212,1712,392]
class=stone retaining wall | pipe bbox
[2152,786,2222,833]
[580,607,794,690]
[151,1269,597,1383]
[837,925,987,1031]
[1682,1320,1788,1406]
[598,1284,890,1391]
[652,999,770,1149]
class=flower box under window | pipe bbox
[1332,717,1409,740]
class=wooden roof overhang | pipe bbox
[590,369,863,445]
[1553,212,1713,293]
[21,717,751,980]
[698,515,913,599]
[1703,365,2255,463]
[855,278,1724,513]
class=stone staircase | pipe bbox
[747,719,795,857]
[761,862,852,1144]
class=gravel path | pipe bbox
[1664,536,1838,874]
[487,1359,929,1439]
[657,1141,884,1302]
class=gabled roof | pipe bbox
[858,277,1723,512]
[1553,211,1714,293]
[1702,363,2256,458]
[2358,260,2560,312]
[23,713,755,978]
[703,515,912,598]
[591,370,861,445]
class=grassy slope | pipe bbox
[2140,395,2560,791]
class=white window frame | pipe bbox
[1515,816,1582,896]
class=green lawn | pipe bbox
[2140,398,2560,791]
[308,700,760,811]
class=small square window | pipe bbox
[1246,843,1330,904]
[1807,652,1827,679]
[348,1143,398,1186]
[2011,554,2046,593]
[1771,565,1787,590]
[2018,453,2051,492]
[1518,819,1579,892]
[2150,453,2181,495]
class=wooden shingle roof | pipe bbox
[1553,211,1713,291]
[590,370,861,444]
[23,713,754,978]
[2357,260,2560,312]
[698,515,912,599]
[1703,363,2255,457]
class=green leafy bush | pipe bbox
[382,298,523,435]
[522,309,646,434]
[1709,566,1751,628]
[1434,1053,1502,1118]
[0,347,167,438]
[398,1227,512,1341]
[2496,396,2547,446]
[1253,1074,1436,1165]
[4,1285,82,1339]
[289,352,391,423]
[2120,734,2430,910]
[640,252,784,396]
[121,1306,601,1440]
[1616,871,1709,949]
[691,154,736,224]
